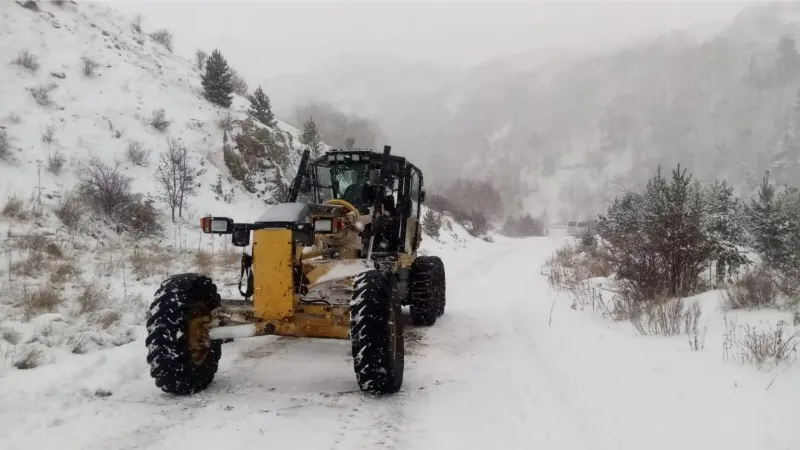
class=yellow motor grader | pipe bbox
[145,146,446,396]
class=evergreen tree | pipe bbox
[201,49,233,108]
[345,136,356,150]
[247,86,276,128]
[706,179,750,284]
[746,172,789,269]
[299,117,321,154]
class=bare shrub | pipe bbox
[724,265,778,310]
[149,28,173,52]
[194,250,213,274]
[44,241,62,258]
[20,284,62,317]
[12,51,39,73]
[217,113,235,132]
[195,49,207,70]
[40,124,56,144]
[150,109,170,132]
[54,190,85,229]
[11,253,45,278]
[13,346,43,370]
[116,198,161,238]
[129,247,172,280]
[14,233,48,255]
[723,318,800,369]
[78,158,134,216]
[46,149,66,175]
[231,70,248,96]
[81,56,99,77]
[126,140,151,166]
[76,283,105,313]
[89,309,121,329]
[2,196,23,218]
[132,13,144,33]
[0,130,10,160]
[629,297,701,337]
[29,83,57,106]
[543,242,615,315]
[155,139,205,221]
[50,262,80,284]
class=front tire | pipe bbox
[350,270,404,394]
[145,273,222,395]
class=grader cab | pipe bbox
[145,146,446,396]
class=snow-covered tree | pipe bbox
[299,117,321,155]
[746,172,789,269]
[201,49,233,108]
[705,179,750,284]
[598,164,715,301]
[247,86,276,128]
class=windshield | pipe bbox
[315,162,373,205]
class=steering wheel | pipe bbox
[324,198,359,215]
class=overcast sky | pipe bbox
[106,0,754,80]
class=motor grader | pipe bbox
[145,145,446,396]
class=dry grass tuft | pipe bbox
[193,250,213,274]
[2,196,24,218]
[49,262,81,284]
[19,284,62,318]
[13,346,43,369]
[724,265,778,310]
[76,282,106,314]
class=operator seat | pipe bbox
[342,183,368,213]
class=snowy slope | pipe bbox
[0,0,333,367]
[0,0,320,221]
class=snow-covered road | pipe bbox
[1,235,797,450]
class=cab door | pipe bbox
[405,168,423,253]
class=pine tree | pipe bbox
[345,136,356,150]
[747,172,789,269]
[247,86,276,128]
[299,117,321,155]
[201,49,233,108]
[706,179,750,284]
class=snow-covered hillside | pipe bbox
[0,0,334,366]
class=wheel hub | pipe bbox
[187,306,211,365]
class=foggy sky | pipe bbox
[107,0,753,81]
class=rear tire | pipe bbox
[350,270,404,394]
[409,256,444,326]
[145,273,222,395]
[431,257,446,317]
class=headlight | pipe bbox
[314,218,333,232]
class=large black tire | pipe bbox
[408,256,445,326]
[145,273,222,395]
[431,257,446,317]
[350,270,404,394]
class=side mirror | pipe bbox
[420,190,426,203]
